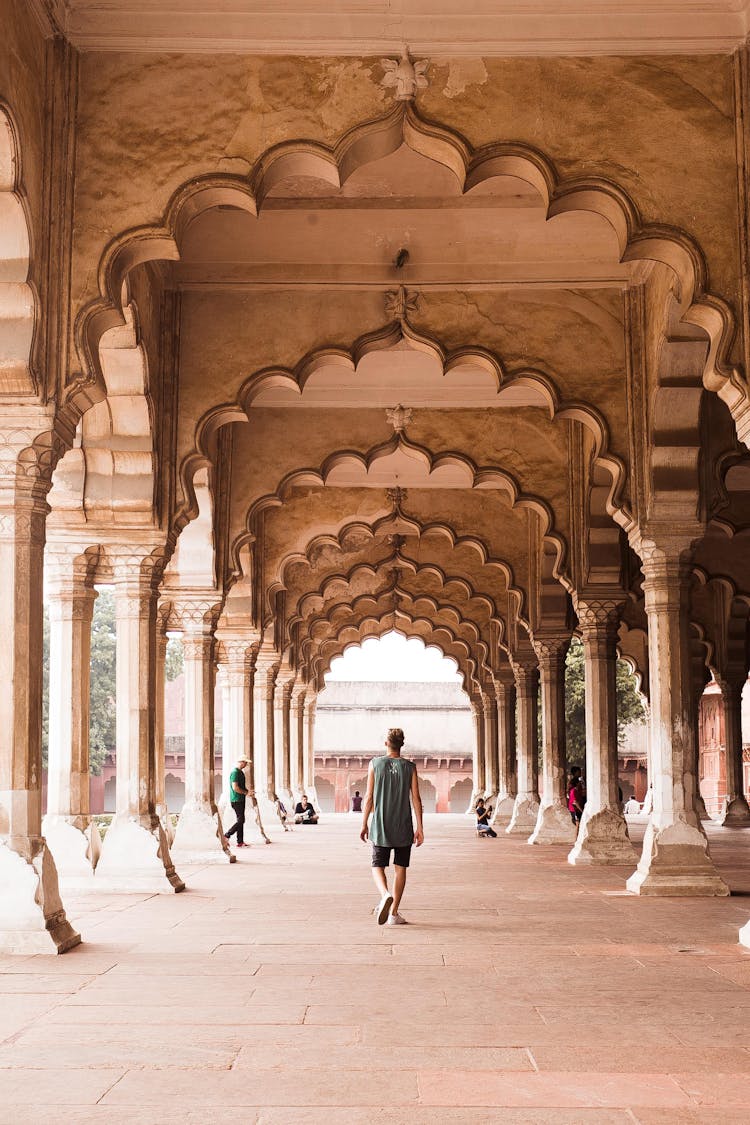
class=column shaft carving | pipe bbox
[569,599,634,865]
[218,640,268,846]
[43,557,103,881]
[0,434,80,950]
[626,547,728,895]
[172,598,232,864]
[482,685,499,801]
[506,659,540,835]
[716,678,750,826]
[529,635,577,846]
[492,675,517,826]
[469,695,486,810]
[96,553,184,892]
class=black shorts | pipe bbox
[371,844,412,868]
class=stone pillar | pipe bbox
[254,649,280,822]
[172,601,233,864]
[303,693,319,808]
[273,669,295,807]
[492,672,517,826]
[219,641,268,846]
[0,423,80,951]
[42,557,102,882]
[153,606,174,845]
[530,635,577,845]
[568,600,634,865]
[626,546,728,895]
[482,683,499,804]
[290,684,306,800]
[43,549,101,882]
[506,659,540,835]
[96,553,184,892]
[716,678,750,827]
[468,695,486,811]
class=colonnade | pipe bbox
[0,505,748,953]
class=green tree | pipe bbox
[42,589,117,776]
[165,636,184,682]
[564,637,646,768]
[88,589,117,775]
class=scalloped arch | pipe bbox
[0,101,37,396]
[72,101,745,452]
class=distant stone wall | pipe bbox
[315,680,473,757]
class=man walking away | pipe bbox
[225,756,251,849]
[360,727,424,926]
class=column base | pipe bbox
[718,795,750,828]
[695,793,711,822]
[506,795,540,835]
[740,917,750,949]
[466,789,483,815]
[171,805,235,864]
[42,816,102,885]
[529,800,578,845]
[95,818,185,892]
[626,820,730,896]
[0,839,81,954]
[491,795,516,826]
[568,808,635,865]
[258,795,288,832]
[247,798,271,844]
[156,804,175,846]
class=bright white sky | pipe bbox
[325,630,462,683]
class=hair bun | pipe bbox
[387,727,405,749]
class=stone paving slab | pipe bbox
[1,814,749,1119]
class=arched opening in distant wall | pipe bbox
[315,632,473,812]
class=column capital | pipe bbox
[508,653,538,694]
[171,591,223,635]
[531,632,571,668]
[574,597,623,635]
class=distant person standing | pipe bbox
[225,756,251,849]
[351,790,363,813]
[360,728,424,926]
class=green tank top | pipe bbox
[370,755,416,848]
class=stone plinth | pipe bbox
[0,840,81,954]
[172,806,235,864]
[568,808,635,865]
[42,816,102,886]
[96,820,185,892]
[626,819,730,896]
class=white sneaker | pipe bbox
[387,912,408,925]
[376,892,394,925]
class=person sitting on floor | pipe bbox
[475,798,497,837]
[295,794,319,824]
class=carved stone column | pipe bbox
[506,658,540,835]
[154,604,174,846]
[254,648,280,823]
[218,640,268,846]
[481,682,499,804]
[468,694,486,811]
[716,677,750,827]
[568,599,634,865]
[290,684,307,800]
[273,666,295,807]
[96,552,184,892]
[0,417,80,951]
[492,671,517,826]
[626,545,728,895]
[529,634,577,846]
[171,599,233,864]
[303,693,319,808]
[42,553,102,882]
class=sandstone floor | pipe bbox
[1,814,750,1123]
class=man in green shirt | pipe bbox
[225,757,251,849]
[360,727,424,926]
